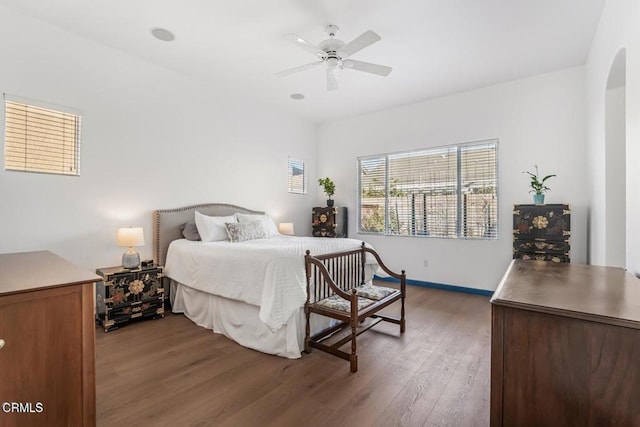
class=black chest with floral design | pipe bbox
[513,204,571,263]
[312,206,348,238]
[95,265,164,331]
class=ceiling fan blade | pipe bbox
[327,68,338,91]
[285,33,326,58]
[343,59,392,77]
[337,30,381,58]
[275,61,324,77]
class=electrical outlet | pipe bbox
[423,259,429,267]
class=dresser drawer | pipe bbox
[514,239,570,254]
[100,297,164,332]
[514,252,570,263]
[97,268,164,313]
[513,204,570,240]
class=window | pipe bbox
[4,95,82,175]
[358,140,498,239]
[287,158,306,194]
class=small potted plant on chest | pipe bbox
[318,177,336,207]
[524,165,556,205]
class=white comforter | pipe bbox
[165,236,378,331]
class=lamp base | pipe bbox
[122,249,140,269]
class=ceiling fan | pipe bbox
[276,24,392,91]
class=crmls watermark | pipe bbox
[2,402,44,413]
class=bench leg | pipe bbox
[304,306,311,354]
[400,294,406,334]
[350,324,358,372]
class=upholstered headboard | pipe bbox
[153,203,264,266]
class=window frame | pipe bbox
[3,94,82,176]
[357,139,499,240]
[287,157,307,195]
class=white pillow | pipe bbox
[194,211,237,242]
[235,213,279,237]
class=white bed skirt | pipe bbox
[171,280,333,359]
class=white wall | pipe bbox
[604,86,626,267]
[585,0,640,274]
[0,6,317,270]
[318,67,587,291]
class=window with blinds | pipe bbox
[287,158,307,194]
[358,140,498,239]
[4,97,81,176]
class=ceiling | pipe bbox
[1,0,605,124]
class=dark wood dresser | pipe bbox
[0,251,100,427]
[513,204,570,262]
[312,206,347,237]
[490,260,640,426]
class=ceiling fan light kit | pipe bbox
[276,24,392,91]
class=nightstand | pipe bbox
[312,206,348,237]
[95,265,165,332]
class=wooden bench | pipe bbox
[304,242,406,372]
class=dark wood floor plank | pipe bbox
[426,321,491,426]
[219,355,340,426]
[373,349,464,426]
[96,285,491,427]
[373,292,490,427]
[326,362,418,426]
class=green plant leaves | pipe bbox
[523,166,555,195]
[318,177,336,198]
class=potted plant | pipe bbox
[317,177,336,207]
[524,165,556,204]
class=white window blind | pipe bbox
[460,142,498,238]
[358,140,498,239]
[359,156,387,232]
[287,158,306,194]
[4,97,81,175]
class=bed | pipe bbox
[153,203,379,359]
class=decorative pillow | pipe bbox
[180,221,201,241]
[235,213,279,236]
[194,211,237,242]
[225,221,266,243]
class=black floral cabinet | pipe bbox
[513,204,571,263]
[95,265,164,331]
[312,207,348,238]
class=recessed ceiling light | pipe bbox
[290,93,305,100]
[151,28,175,42]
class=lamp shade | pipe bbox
[278,222,294,236]
[116,227,145,247]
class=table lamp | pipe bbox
[278,222,294,236]
[117,227,145,269]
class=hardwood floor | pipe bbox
[96,284,491,426]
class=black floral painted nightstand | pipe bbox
[95,265,165,332]
[312,207,348,237]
